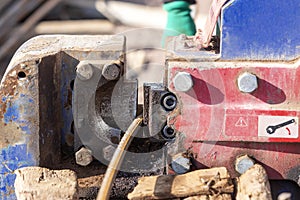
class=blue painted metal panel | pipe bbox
[60,60,76,146]
[0,89,39,199]
[221,0,300,60]
[0,145,35,199]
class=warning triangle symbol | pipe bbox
[235,117,248,127]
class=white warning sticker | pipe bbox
[258,116,298,138]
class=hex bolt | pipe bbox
[173,72,193,92]
[103,145,116,161]
[75,147,93,166]
[161,93,177,111]
[171,153,191,174]
[237,72,258,93]
[235,155,255,174]
[76,62,93,81]
[102,63,121,80]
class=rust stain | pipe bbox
[167,107,181,127]
[0,60,39,149]
[0,123,24,149]
[64,88,72,109]
[0,61,37,120]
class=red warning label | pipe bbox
[235,117,248,127]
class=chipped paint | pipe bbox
[0,123,25,149]
[0,145,36,199]
[0,61,39,199]
[0,35,128,199]
[60,56,78,147]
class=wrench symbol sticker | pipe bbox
[266,119,296,134]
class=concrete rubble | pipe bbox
[13,164,273,200]
[14,167,78,200]
[128,167,234,200]
[236,164,272,200]
[128,164,272,200]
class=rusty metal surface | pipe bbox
[72,58,138,160]
[0,60,39,199]
[143,83,169,137]
[0,35,126,199]
[166,35,220,61]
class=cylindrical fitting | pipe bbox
[162,125,176,140]
[75,147,93,166]
[76,62,93,81]
[237,72,258,93]
[161,93,177,111]
[171,153,190,174]
[173,72,193,92]
[102,62,121,80]
[235,154,255,174]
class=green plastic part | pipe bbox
[162,1,196,46]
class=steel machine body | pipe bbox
[0,0,299,199]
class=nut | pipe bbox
[76,61,93,81]
[237,72,258,93]
[173,72,193,92]
[171,153,190,174]
[235,155,255,174]
[75,147,93,166]
[102,63,120,80]
[103,145,116,161]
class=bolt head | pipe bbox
[75,147,93,166]
[76,62,93,81]
[235,155,255,174]
[237,72,258,93]
[102,63,120,80]
[103,145,116,161]
[171,154,190,174]
[173,72,193,92]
